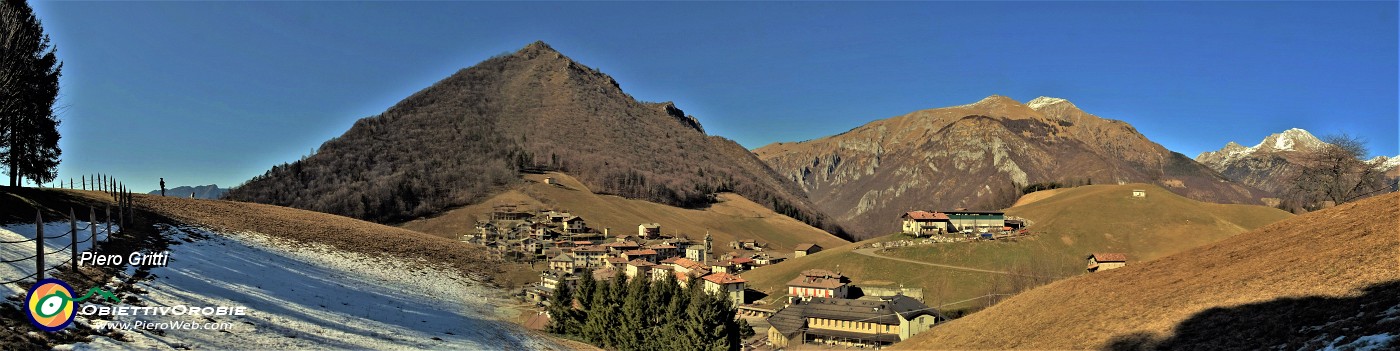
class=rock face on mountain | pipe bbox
[226,41,844,237]
[755,96,1264,238]
[1197,128,1400,194]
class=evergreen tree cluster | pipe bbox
[547,271,751,351]
[1,0,63,187]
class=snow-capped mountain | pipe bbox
[1367,155,1400,172]
[1195,128,1327,167]
[1197,128,1398,194]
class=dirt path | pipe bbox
[851,248,1013,275]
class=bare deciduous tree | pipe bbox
[1284,134,1388,210]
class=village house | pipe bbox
[766,295,941,348]
[562,216,587,234]
[474,221,498,242]
[701,272,748,306]
[1087,253,1128,272]
[549,253,578,272]
[622,249,658,263]
[751,253,783,266]
[571,245,609,267]
[649,264,676,282]
[709,260,735,274]
[602,240,641,254]
[731,239,758,250]
[624,259,656,280]
[787,269,849,301]
[726,257,755,272]
[646,242,678,258]
[605,257,629,269]
[527,269,579,303]
[666,257,711,277]
[490,203,534,221]
[900,211,951,236]
[638,223,661,238]
[794,243,822,257]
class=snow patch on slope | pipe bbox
[62,225,556,350]
[1321,333,1394,351]
[1026,96,1070,110]
[2,221,116,297]
[1368,155,1400,171]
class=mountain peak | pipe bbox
[1256,128,1323,152]
[512,40,564,60]
[1026,96,1077,111]
[972,95,1022,106]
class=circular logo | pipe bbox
[26,278,77,332]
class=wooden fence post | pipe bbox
[36,211,44,281]
[69,208,78,273]
[90,206,99,251]
[106,205,112,237]
[119,199,126,234]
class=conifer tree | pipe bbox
[1,0,63,187]
[577,270,597,313]
[580,278,613,345]
[648,274,678,325]
[617,274,651,351]
[546,280,582,336]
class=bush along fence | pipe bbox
[1,205,126,286]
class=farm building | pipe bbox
[900,211,951,236]
[794,243,822,257]
[1087,253,1128,272]
[944,210,1005,233]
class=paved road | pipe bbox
[851,247,1013,275]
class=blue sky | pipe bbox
[27,1,1399,192]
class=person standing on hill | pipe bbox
[160,178,166,196]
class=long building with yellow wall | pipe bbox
[766,295,941,348]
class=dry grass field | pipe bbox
[743,184,1294,314]
[401,172,849,252]
[739,236,1010,312]
[894,192,1400,350]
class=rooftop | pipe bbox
[1090,253,1129,262]
[902,211,950,220]
[702,272,748,285]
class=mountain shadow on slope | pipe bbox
[1105,280,1400,351]
[224,41,846,239]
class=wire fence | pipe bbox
[1,206,123,286]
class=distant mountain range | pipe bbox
[755,95,1265,238]
[225,41,846,238]
[148,184,227,199]
[1196,128,1400,194]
